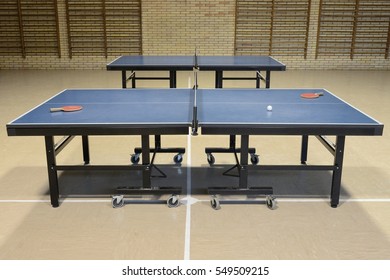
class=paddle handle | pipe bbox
[50,107,62,112]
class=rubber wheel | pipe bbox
[207,153,215,165]
[250,154,259,165]
[173,153,183,164]
[210,196,221,210]
[266,195,277,210]
[167,195,180,208]
[112,195,124,208]
[130,153,140,164]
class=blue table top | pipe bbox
[106,55,286,71]
[9,89,193,126]
[7,88,383,136]
[197,89,381,126]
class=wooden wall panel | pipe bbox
[316,0,390,59]
[0,0,60,58]
[65,0,141,58]
[235,0,311,58]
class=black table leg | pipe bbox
[300,135,309,164]
[169,70,176,88]
[131,71,136,88]
[239,135,249,189]
[121,71,127,88]
[141,135,151,188]
[45,136,59,208]
[256,71,261,88]
[82,135,90,164]
[331,136,345,208]
[265,70,271,88]
[215,70,223,88]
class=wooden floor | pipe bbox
[0,69,389,260]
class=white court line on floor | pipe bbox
[183,132,192,260]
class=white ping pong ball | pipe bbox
[267,105,273,111]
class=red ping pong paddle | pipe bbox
[50,105,83,112]
[300,92,324,99]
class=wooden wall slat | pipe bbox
[317,0,390,58]
[235,0,311,58]
[66,0,142,58]
[0,0,60,57]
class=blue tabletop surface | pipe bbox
[8,88,382,133]
[10,89,193,126]
[107,55,286,70]
[197,56,285,70]
[108,56,193,68]
[197,89,380,126]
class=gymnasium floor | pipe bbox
[0,69,389,260]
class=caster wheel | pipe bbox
[112,195,124,208]
[167,195,180,208]
[173,153,183,164]
[210,196,221,210]
[207,153,215,165]
[266,195,277,210]
[250,154,259,165]
[131,153,140,164]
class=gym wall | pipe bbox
[1,0,389,70]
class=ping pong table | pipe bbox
[107,55,287,165]
[106,55,286,89]
[7,87,383,209]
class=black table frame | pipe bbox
[7,94,383,208]
[7,125,188,207]
[201,122,383,208]
[108,63,277,89]
[8,124,382,208]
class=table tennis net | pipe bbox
[191,69,199,135]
